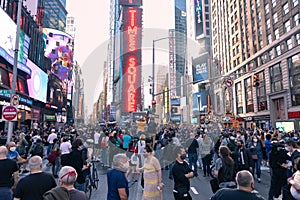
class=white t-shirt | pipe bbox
[60,142,72,155]
[47,133,57,144]
[94,132,101,144]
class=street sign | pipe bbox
[11,94,19,106]
[2,106,18,121]
[225,78,233,87]
[149,114,159,118]
[0,90,10,95]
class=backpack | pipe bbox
[269,142,286,169]
[31,144,44,156]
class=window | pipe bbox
[276,45,281,56]
[258,12,261,20]
[295,14,300,26]
[296,33,300,45]
[267,19,271,29]
[293,0,299,7]
[285,20,291,32]
[257,0,260,7]
[287,38,293,50]
[273,13,278,23]
[272,0,277,7]
[274,29,279,39]
[265,4,269,14]
[288,53,300,106]
[268,34,272,44]
[270,63,283,92]
[283,3,289,15]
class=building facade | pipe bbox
[211,0,300,130]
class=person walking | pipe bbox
[185,133,199,177]
[107,153,129,200]
[13,156,56,200]
[47,129,57,157]
[172,146,194,200]
[248,135,263,183]
[139,145,164,200]
[211,170,265,200]
[43,166,88,200]
[0,146,19,200]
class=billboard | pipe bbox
[121,7,142,113]
[192,53,209,83]
[0,7,31,75]
[169,29,176,97]
[43,28,74,100]
[192,91,208,115]
[195,0,204,38]
[119,0,142,6]
[26,59,48,103]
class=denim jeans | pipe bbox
[47,143,53,157]
[0,187,12,200]
[252,157,262,178]
[52,156,60,176]
[74,181,85,192]
[101,148,108,166]
[188,153,198,176]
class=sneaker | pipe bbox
[257,178,261,183]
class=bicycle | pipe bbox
[85,158,100,199]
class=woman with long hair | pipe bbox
[214,146,236,189]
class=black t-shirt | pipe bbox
[185,138,199,154]
[13,172,57,200]
[172,160,193,193]
[211,188,265,200]
[69,189,88,200]
[0,159,19,187]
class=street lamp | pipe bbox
[152,37,170,112]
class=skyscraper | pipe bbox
[211,0,300,129]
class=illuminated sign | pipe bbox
[194,0,204,38]
[122,7,142,113]
[119,0,142,6]
[192,52,209,83]
[169,30,176,97]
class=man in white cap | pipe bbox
[47,129,57,157]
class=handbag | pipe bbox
[210,178,220,193]
[251,154,258,160]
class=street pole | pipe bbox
[152,40,155,103]
[7,0,22,144]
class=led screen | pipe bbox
[43,28,74,100]
[275,121,294,133]
[0,7,31,75]
[26,59,48,103]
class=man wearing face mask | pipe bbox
[211,170,265,200]
[107,153,129,200]
[234,140,252,173]
[7,142,26,164]
[172,146,194,200]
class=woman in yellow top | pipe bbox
[139,145,164,200]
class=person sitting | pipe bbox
[211,170,265,200]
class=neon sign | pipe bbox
[122,7,142,113]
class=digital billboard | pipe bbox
[192,91,208,115]
[0,7,31,75]
[195,0,204,38]
[192,52,209,83]
[121,7,142,113]
[43,28,74,100]
[119,0,142,6]
[276,121,295,133]
[26,59,48,103]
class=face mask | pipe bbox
[10,147,16,152]
[180,154,187,160]
[253,139,258,142]
[285,147,290,152]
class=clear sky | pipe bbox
[66,0,175,115]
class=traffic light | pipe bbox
[253,74,259,87]
[151,100,156,113]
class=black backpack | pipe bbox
[31,144,44,157]
[269,142,286,169]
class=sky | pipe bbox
[66,0,175,115]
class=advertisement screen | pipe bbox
[195,0,204,38]
[119,0,142,6]
[0,8,31,75]
[192,91,208,115]
[26,59,48,103]
[276,121,294,133]
[192,53,208,83]
[43,28,74,100]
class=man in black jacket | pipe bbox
[234,140,252,173]
[172,146,194,200]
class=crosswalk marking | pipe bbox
[191,187,199,195]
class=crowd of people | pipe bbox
[2,119,300,200]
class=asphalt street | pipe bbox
[90,165,272,200]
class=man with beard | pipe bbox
[107,153,129,200]
[172,146,194,200]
